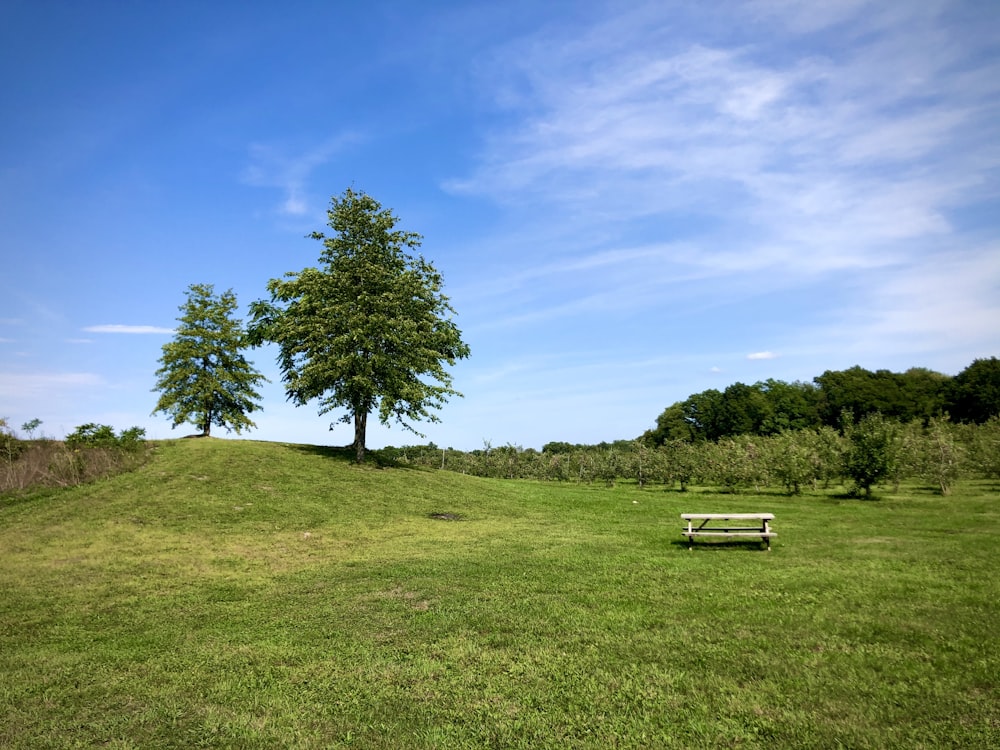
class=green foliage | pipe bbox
[948,356,1000,423]
[966,416,1000,478]
[20,419,42,440]
[65,423,146,451]
[249,188,470,462]
[646,380,820,444]
[916,417,965,495]
[541,441,577,454]
[767,430,820,495]
[813,425,847,488]
[815,366,949,427]
[659,439,698,490]
[645,364,966,447]
[389,418,1000,497]
[153,284,267,437]
[1,417,24,463]
[843,413,900,498]
[701,435,769,492]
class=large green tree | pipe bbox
[247,188,470,462]
[152,284,266,437]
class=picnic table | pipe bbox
[681,513,775,551]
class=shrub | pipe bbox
[65,424,146,451]
[2,423,149,494]
[844,413,900,498]
[767,430,819,495]
[1,417,25,464]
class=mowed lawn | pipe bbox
[1,439,997,749]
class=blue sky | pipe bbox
[2,0,998,450]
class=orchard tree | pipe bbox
[152,284,267,437]
[843,412,899,498]
[247,188,470,463]
[915,417,965,495]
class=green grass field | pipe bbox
[1,438,998,748]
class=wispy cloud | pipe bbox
[447,1,1000,358]
[805,246,1000,360]
[454,8,997,246]
[83,325,175,334]
[747,352,778,360]
[0,372,104,399]
[243,133,364,216]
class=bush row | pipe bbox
[384,416,1000,496]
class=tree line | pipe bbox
[643,359,1000,445]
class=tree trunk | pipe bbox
[353,411,368,463]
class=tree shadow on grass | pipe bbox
[656,485,798,497]
[287,443,426,470]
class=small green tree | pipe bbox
[1,417,23,464]
[660,439,698,491]
[248,188,470,463]
[21,418,42,440]
[767,430,818,495]
[918,417,965,495]
[967,416,1000,479]
[843,412,899,498]
[153,284,267,437]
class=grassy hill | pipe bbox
[1,438,998,748]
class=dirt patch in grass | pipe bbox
[428,512,465,521]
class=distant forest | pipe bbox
[641,357,1000,445]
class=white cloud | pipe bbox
[813,246,1000,361]
[83,325,175,334]
[451,2,998,273]
[442,0,1000,385]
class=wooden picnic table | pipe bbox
[681,513,775,551]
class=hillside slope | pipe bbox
[1,439,998,749]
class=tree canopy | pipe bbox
[247,188,470,462]
[949,357,1000,424]
[642,360,1000,445]
[152,284,266,437]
